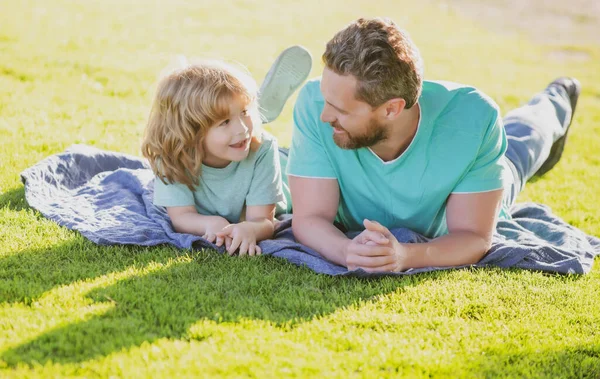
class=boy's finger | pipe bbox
[228,236,242,255]
[256,245,262,255]
[238,240,250,256]
[216,229,230,237]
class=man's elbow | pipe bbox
[291,214,325,243]
[291,215,309,239]
[451,230,493,264]
[472,233,493,263]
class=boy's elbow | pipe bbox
[169,218,185,233]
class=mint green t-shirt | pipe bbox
[153,132,289,223]
[286,79,514,238]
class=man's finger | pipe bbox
[204,233,216,243]
[215,234,225,247]
[358,230,389,245]
[346,253,396,268]
[351,242,394,257]
[364,219,393,238]
[360,263,400,273]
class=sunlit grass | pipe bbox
[1,0,599,377]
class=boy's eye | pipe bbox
[241,109,249,116]
[220,119,230,126]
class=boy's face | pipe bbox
[202,96,255,168]
[319,68,388,149]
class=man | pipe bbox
[286,17,580,272]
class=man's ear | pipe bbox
[381,98,407,120]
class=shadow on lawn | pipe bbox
[0,238,177,305]
[0,247,439,366]
[0,186,28,212]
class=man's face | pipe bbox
[320,68,388,149]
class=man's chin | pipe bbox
[333,133,354,149]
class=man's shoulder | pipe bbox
[422,80,499,114]
[297,77,324,104]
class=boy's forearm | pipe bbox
[170,213,228,236]
[243,219,276,242]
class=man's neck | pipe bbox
[370,103,421,162]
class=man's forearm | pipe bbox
[292,216,350,266]
[403,231,491,269]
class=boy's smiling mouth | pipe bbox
[229,138,249,149]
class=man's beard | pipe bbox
[331,119,388,149]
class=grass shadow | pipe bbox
[0,238,178,305]
[0,249,442,366]
[0,186,28,212]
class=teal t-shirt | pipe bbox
[286,78,514,238]
[153,131,289,223]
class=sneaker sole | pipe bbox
[535,78,581,176]
[258,45,313,124]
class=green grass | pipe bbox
[1,0,600,377]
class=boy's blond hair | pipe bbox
[142,61,261,190]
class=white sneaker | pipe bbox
[258,45,312,124]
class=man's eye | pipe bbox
[220,119,230,126]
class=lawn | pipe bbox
[1,0,600,378]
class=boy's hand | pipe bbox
[216,222,261,256]
[202,217,231,244]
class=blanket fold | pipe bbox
[20,144,600,276]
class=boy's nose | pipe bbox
[233,118,249,135]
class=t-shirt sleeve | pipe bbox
[153,177,196,207]
[452,108,509,193]
[286,84,337,178]
[245,138,285,206]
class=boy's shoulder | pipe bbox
[257,130,277,149]
[248,130,278,161]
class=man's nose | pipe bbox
[320,104,335,123]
